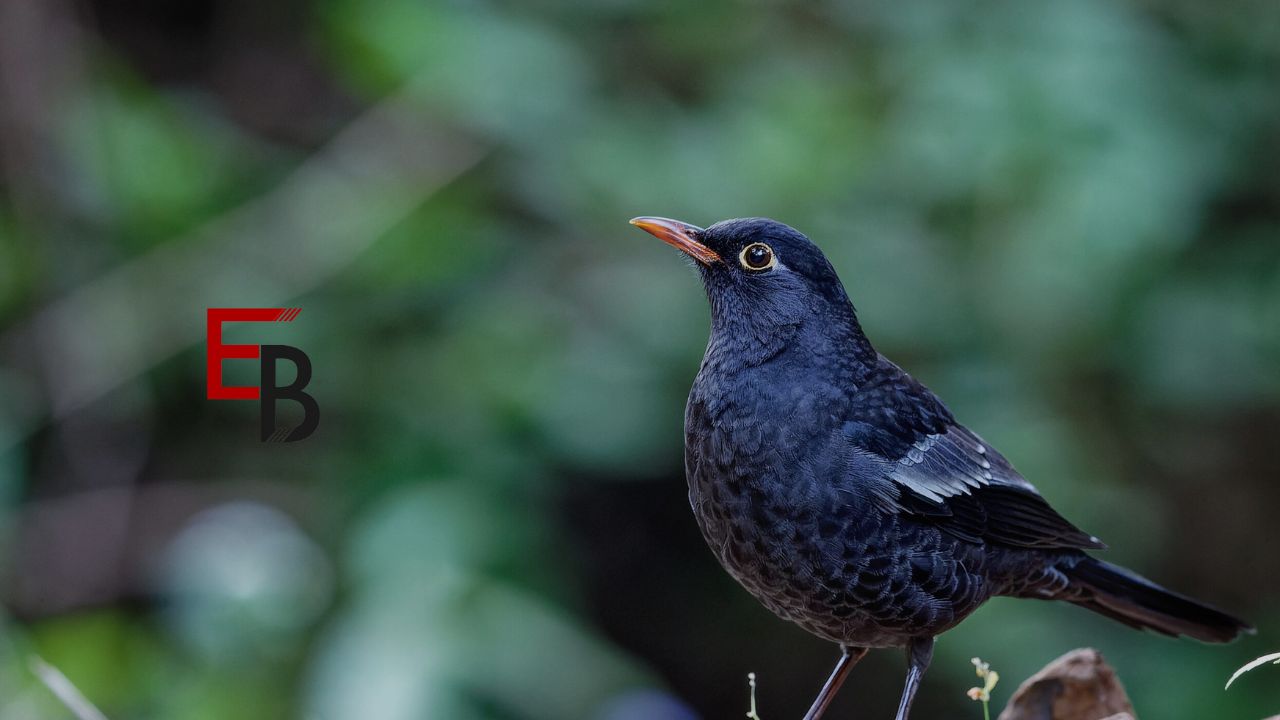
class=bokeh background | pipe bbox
[0,0,1278,718]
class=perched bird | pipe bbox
[629,216,1253,720]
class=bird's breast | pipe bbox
[683,371,855,579]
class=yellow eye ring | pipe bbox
[739,243,776,271]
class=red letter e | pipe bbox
[207,308,297,400]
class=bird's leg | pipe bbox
[891,637,935,720]
[801,645,868,720]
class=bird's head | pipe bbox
[630,216,855,342]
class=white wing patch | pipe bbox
[890,428,1034,503]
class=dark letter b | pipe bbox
[260,344,319,441]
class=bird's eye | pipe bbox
[739,243,775,271]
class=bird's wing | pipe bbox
[842,417,1105,551]
[839,356,1103,550]
[884,424,1105,550]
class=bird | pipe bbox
[628,216,1254,720]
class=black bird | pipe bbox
[629,216,1253,720]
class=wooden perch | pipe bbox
[998,648,1136,720]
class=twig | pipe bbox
[28,655,109,720]
[1225,651,1280,690]
[746,672,762,720]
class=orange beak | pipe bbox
[629,217,720,265]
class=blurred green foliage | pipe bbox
[0,0,1277,718]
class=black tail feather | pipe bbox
[1064,558,1254,643]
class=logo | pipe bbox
[206,308,319,442]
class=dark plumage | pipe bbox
[629,216,1253,720]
